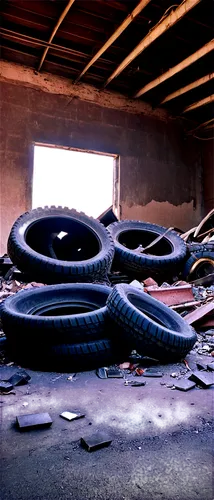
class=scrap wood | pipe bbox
[194,208,214,239]
[184,302,214,325]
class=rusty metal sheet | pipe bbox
[184,302,214,325]
[147,285,195,306]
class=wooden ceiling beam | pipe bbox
[104,0,201,87]
[183,94,214,113]
[74,0,151,83]
[134,39,214,98]
[161,72,214,104]
[38,0,75,72]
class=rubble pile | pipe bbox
[0,206,213,373]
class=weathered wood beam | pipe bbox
[74,0,151,83]
[161,73,214,104]
[187,117,214,134]
[104,0,201,87]
[38,0,75,71]
[183,94,214,113]
[134,39,214,98]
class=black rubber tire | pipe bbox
[106,284,197,360]
[187,242,214,255]
[183,251,214,281]
[107,221,187,278]
[6,338,121,372]
[8,207,114,283]
[1,283,116,348]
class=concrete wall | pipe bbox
[0,74,203,255]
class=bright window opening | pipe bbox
[33,145,118,218]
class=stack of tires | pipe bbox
[1,207,197,370]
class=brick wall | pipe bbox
[0,80,203,254]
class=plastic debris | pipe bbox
[107,367,123,378]
[96,367,108,379]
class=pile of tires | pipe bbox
[1,207,197,370]
[1,283,127,370]
[1,282,197,369]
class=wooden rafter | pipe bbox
[183,94,214,113]
[38,0,75,71]
[187,118,214,134]
[104,0,201,88]
[74,0,151,84]
[134,39,214,98]
[161,73,214,104]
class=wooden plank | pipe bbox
[161,73,214,104]
[38,0,76,71]
[134,39,214,98]
[104,0,201,87]
[183,94,214,113]
[74,0,151,83]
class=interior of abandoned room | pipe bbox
[0,1,214,499]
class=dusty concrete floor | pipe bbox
[0,352,213,500]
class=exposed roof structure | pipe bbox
[1,0,213,132]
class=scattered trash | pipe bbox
[16,412,53,430]
[124,380,146,387]
[183,359,191,371]
[8,370,31,386]
[129,280,144,290]
[81,433,112,452]
[67,374,76,381]
[119,362,131,370]
[0,381,13,392]
[188,371,214,388]
[96,367,108,379]
[143,277,158,287]
[107,367,123,378]
[170,372,180,378]
[60,411,85,421]
[22,402,28,407]
[173,379,196,391]
[135,368,144,376]
[143,370,163,378]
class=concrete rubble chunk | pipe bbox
[188,371,214,388]
[16,412,53,430]
[8,370,31,386]
[0,381,13,392]
[207,363,214,372]
[81,433,112,452]
[60,411,85,421]
[196,361,207,371]
[173,379,196,391]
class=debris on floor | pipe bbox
[172,379,196,391]
[96,367,108,379]
[16,412,53,430]
[8,370,31,386]
[188,371,214,388]
[81,433,112,452]
[0,380,13,392]
[60,411,85,421]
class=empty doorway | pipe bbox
[32,144,119,218]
